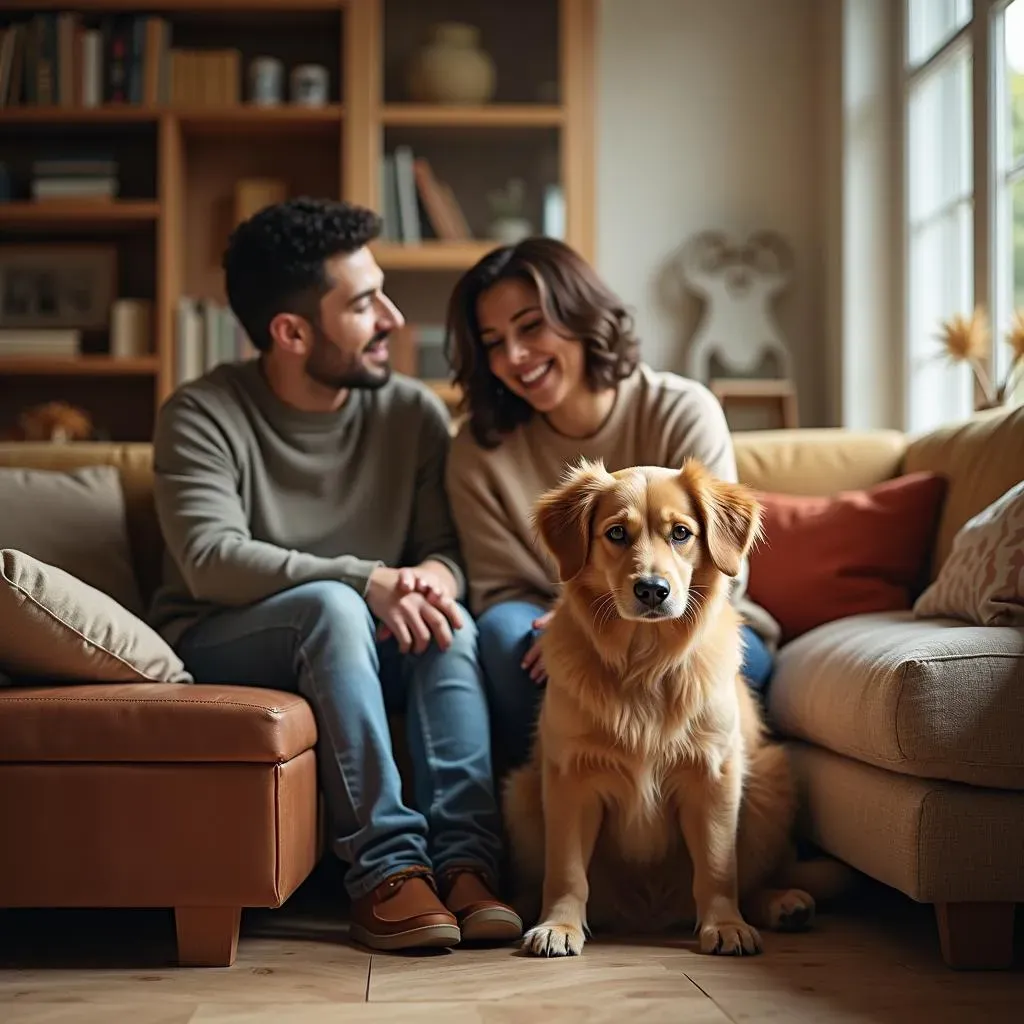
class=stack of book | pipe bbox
[30,156,118,201]
[0,329,81,357]
[380,147,471,245]
[175,296,256,387]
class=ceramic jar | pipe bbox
[407,22,496,104]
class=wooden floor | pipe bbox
[1,866,1022,1024]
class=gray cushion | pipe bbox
[0,464,143,615]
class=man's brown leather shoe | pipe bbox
[349,869,461,951]
[439,867,523,943]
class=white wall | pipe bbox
[595,0,829,426]
[834,0,902,431]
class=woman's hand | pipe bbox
[521,610,554,685]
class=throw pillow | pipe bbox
[747,471,948,643]
[913,480,1024,626]
[0,548,192,684]
[0,464,144,616]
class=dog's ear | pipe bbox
[682,459,762,577]
[533,459,613,582]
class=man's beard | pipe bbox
[304,325,392,391]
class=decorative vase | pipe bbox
[487,178,532,243]
[407,23,496,104]
[489,216,532,244]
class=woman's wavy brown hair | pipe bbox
[446,237,641,449]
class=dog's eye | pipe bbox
[671,524,692,543]
[605,524,627,544]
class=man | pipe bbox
[149,197,521,952]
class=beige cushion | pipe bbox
[903,403,1024,577]
[0,464,144,615]
[788,742,1024,904]
[734,427,907,496]
[0,549,192,684]
[914,480,1024,627]
[768,611,1024,790]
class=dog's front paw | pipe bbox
[522,921,586,957]
[767,888,815,932]
[699,917,762,956]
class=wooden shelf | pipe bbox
[373,241,497,271]
[425,379,462,411]
[0,105,343,134]
[0,201,160,230]
[178,105,343,137]
[381,104,564,128]
[0,356,160,376]
[0,105,157,125]
[2,1,342,11]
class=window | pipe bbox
[994,0,1024,399]
[902,0,1024,432]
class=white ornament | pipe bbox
[678,230,794,382]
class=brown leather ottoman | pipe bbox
[0,682,319,966]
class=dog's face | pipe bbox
[534,458,761,624]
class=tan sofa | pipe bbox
[1,404,1021,969]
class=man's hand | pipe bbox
[521,610,554,685]
[394,560,462,621]
[366,565,462,655]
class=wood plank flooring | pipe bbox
[1,865,1021,1023]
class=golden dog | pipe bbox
[503,457,815,957]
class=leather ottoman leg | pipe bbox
[175,906,242,967]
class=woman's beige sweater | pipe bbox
[445,363,781,648]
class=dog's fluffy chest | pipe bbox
[591,726,732,866]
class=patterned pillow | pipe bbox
[913,480,1024,627]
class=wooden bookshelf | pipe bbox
[0,0,597,441]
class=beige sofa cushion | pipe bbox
[734,427,907,496]
[0,463,144,616]
[0,549,192,684]
[903,402,1024,577]
[914,480,1024,627]
[768,611,1024,790]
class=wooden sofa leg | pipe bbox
[935,902,1016,970]
[175,906,242,967]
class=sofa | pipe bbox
[1,404,1021,969]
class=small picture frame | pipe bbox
[0,245,117,330]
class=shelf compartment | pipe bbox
[383,0,560,106]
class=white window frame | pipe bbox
[898,0,1022,430]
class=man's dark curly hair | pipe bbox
[446,236,640,448]
[222,196,382,352]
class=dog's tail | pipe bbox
[778,853,860,905]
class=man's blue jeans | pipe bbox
[174,580,503,899]
[478,599,776,770]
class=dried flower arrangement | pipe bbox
[936,306,1024,409]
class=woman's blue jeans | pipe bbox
[478,599,775,771]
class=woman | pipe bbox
[443,237,780,771]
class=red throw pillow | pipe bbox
[747,472,948,643]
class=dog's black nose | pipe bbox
[634,576,671,608]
